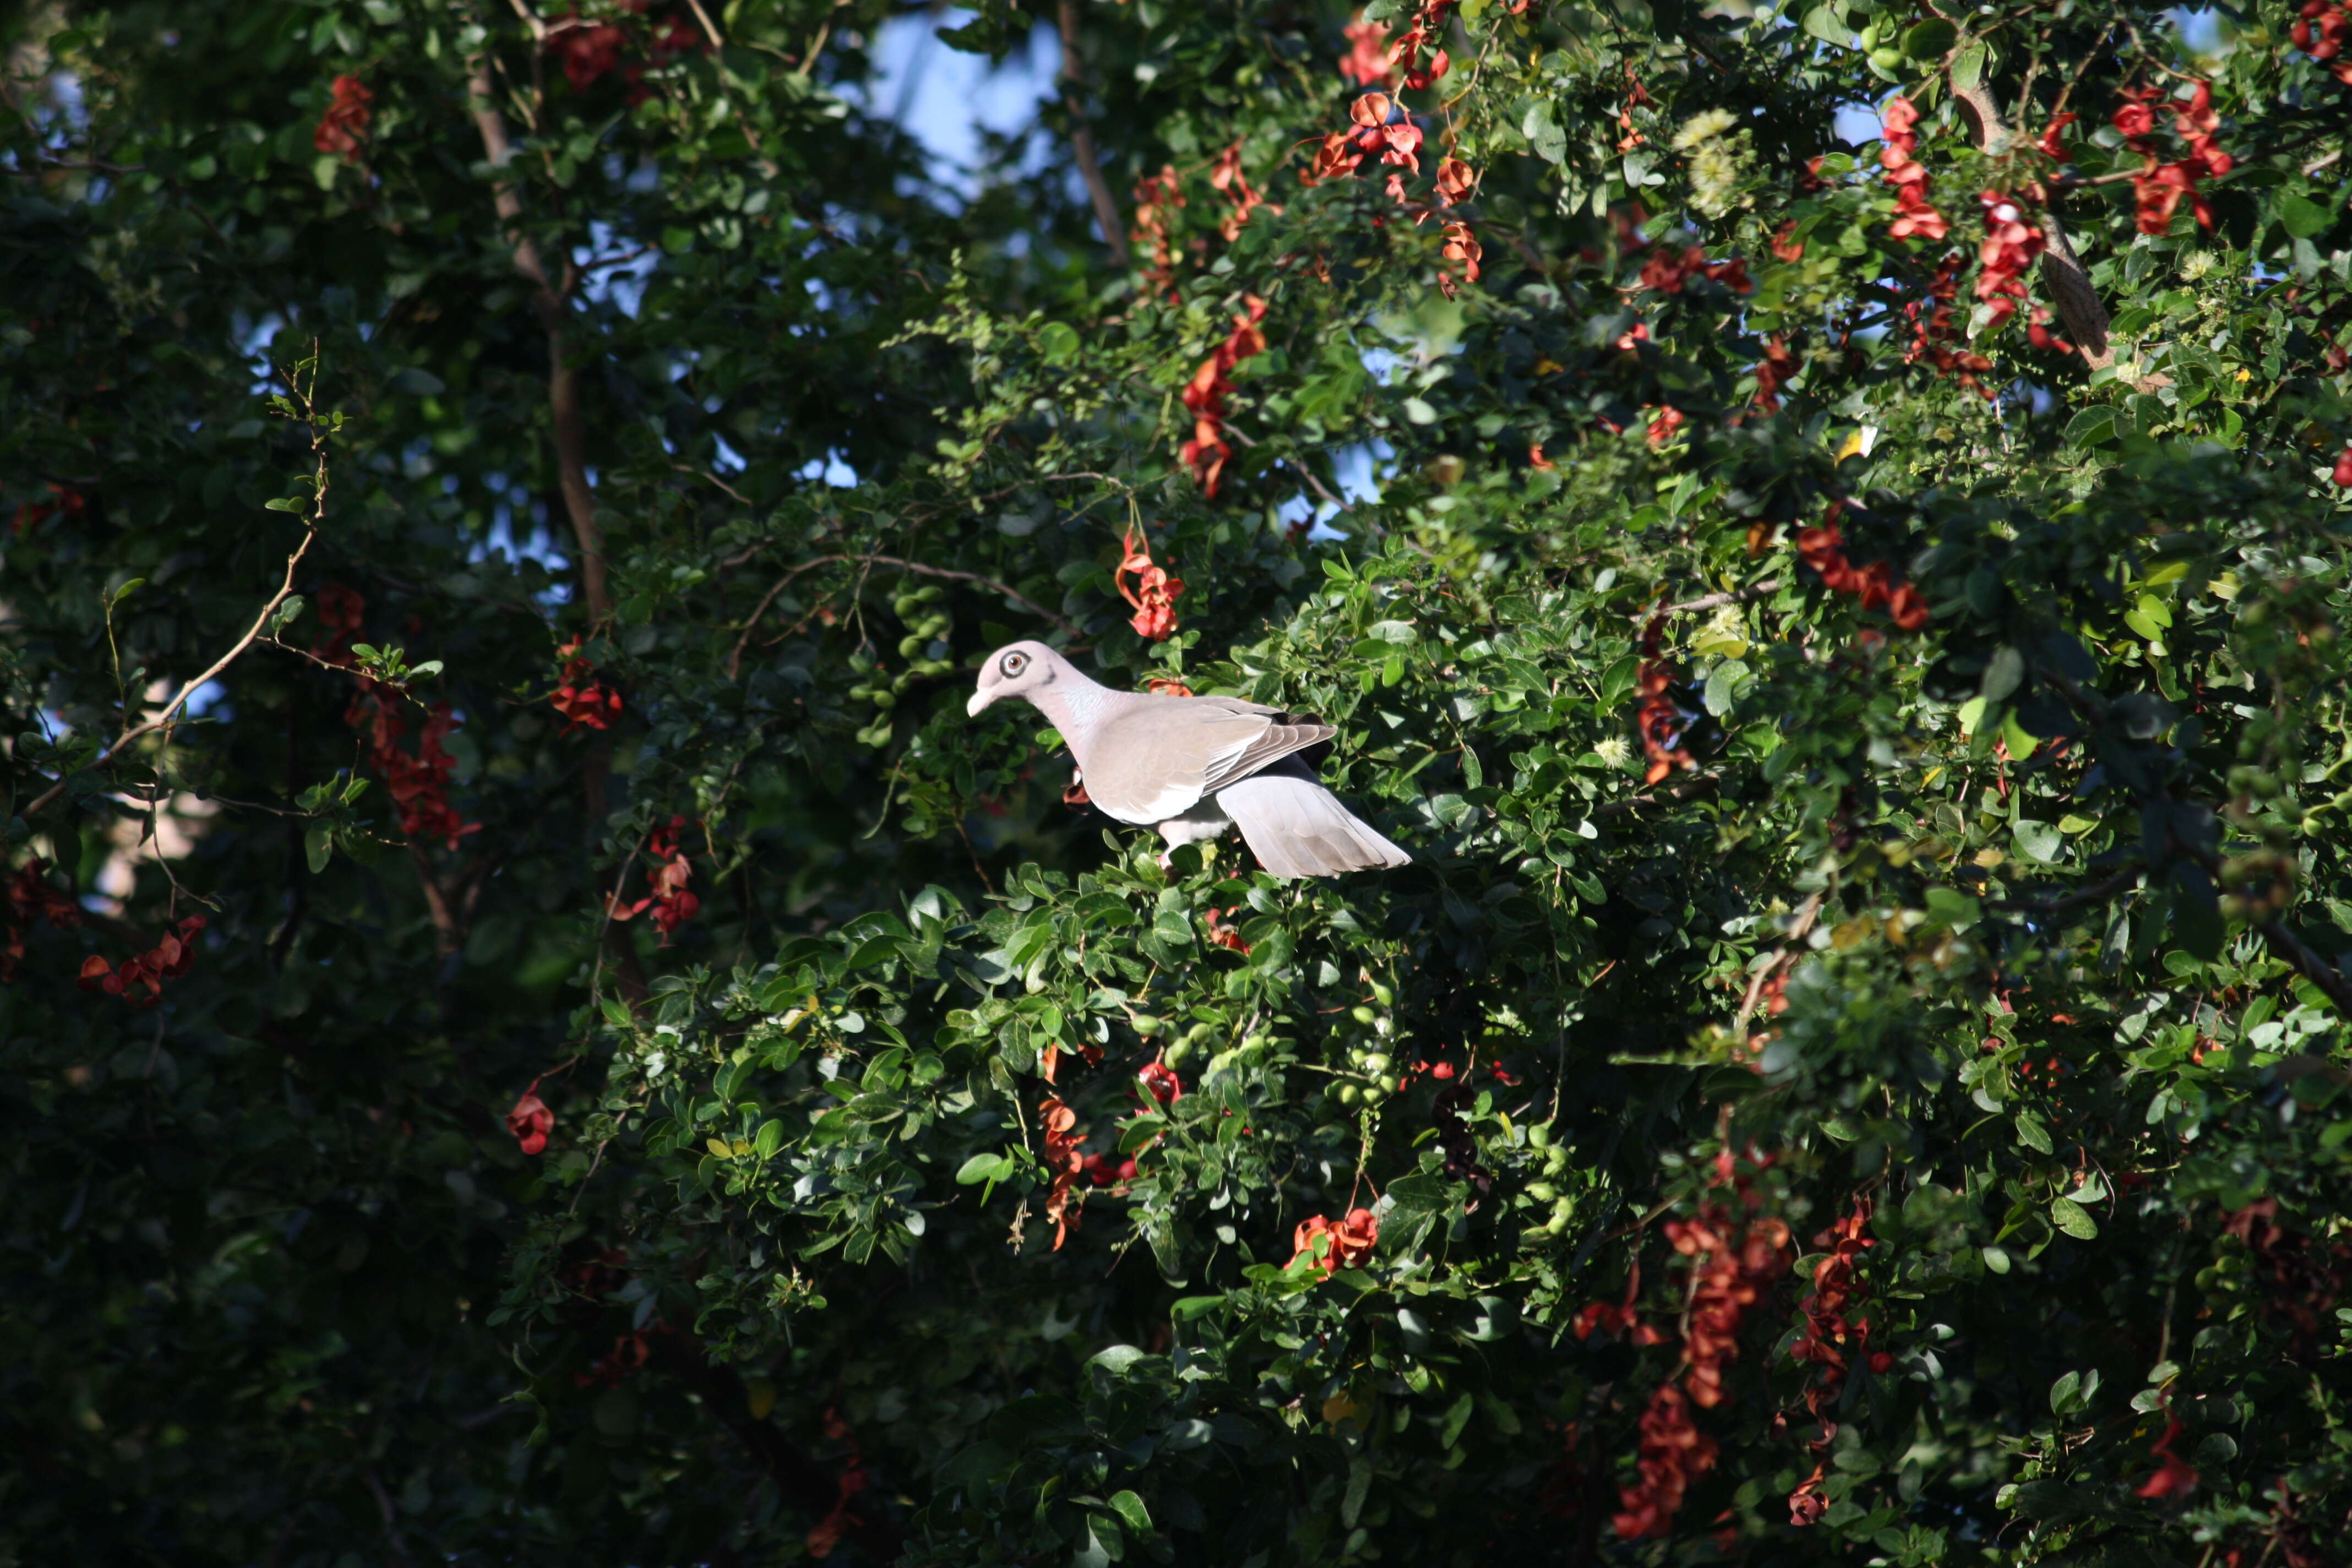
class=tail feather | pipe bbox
[1214,767,1409,879]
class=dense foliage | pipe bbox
[7,0,2352,1562]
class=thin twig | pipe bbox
[22,360,333,819]
[726,552,1081,678]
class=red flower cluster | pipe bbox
[314,74,373,162]
[805,1404,871,1559]
[311,586,479,849]
[1382,0,1451,89]
[1130,164,1185,297]
[1202,905,1251,953]
[1607,1158,1795,1539]
[1208,141,1277,241]
[353,689,477,848]
[507,1078,554,1155]
[1770,220,1805,263]
[1136,1059,1184,1104]
[2295,0,2352,80]
[608,814,700,943]
[1904,254,1995,396]
[2114,81,2231,237]
[551,638,624,733]
[1795,504,1930,631]
[1787,1197,1882,1524]
[1340,15,1394,87]
[77,915,206,1008]
[1040,1093,1085,1250]
[1145,676,1194,698]
[1634,612,1697,786]
[1637,245,1752,295]
[14,481,86,538]
[1879,96,1949,242]
[1302,91,1425,187]
[1611,1385,1715,1540]
[1672,1204,1794,1410]
[1178,296,1267,499]
[3,856,82,983]
[1574,1265,1666,1343]
[1752,334,1796,413]
[548,6,710,101]
[1974,190,2047,334]
[1081,1149,1136,1188]
[1291,1207,1379,1275]
[2334,447,2352,487]
[1438,220,1482,298]
[1115,526,1188,640]
[2135,1412,2199,1499]
[2036,112,2078,160]
[1617,67,1652,152]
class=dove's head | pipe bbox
[967,640,1073,717]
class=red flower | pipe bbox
[552,639,624,733]
[1177,296,1267,499]
[1040,1095,1085,1249]
[2294,1,2352,82]
[507,1079,554,1155]
[1115,526,1188,640]
[1130,164,1186,296]
[1137,1060,1183,1104]
[1770,220,1805,263]
[1434,156,1477,206]
[1438,220,1482,297]
[314,75,374,162]
[550,20,628,92]
[1208,140,1277,241]
[2333,448,2352,487]
[1291,1208,1379,1274]
[1203,906,1250,953]
[2135,1415,2200,1499]
[3,855,82,984]
[1340,16,1394,88]
[1634,613,1697,786]
[1878,95,1950,242]
[2035,112,2078,160]
[607,815,700,942]
[1753,334,1796,413]
[1646,406,1685,447]
[77,916,206,1007]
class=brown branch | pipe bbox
[22,373,330,820]
[1734,889,1827,1036]
[1593,772,1722,819]
[726,553,1082,678]
[1057,0,1131,269]
[1947,74,2115,371]
[467,67,609,625]
[1656,581,1781,617]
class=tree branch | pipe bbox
[22,371,330,820]
[467,66,610,625]
[727,553,1083,678]
[1057,0,1131,269]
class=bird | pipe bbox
[966,640,1410,879]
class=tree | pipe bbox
[4,0,2351,1562]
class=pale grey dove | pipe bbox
[966,641,1409,879]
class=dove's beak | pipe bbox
[966,688,995,718]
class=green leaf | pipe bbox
[263,496,306,513]
[1901,18,1957,57]
[753,1118,783,1159]
[1801,5,1852,46]
[2062,406,2116,448]
[2281,194,2334,239]
[2013,1109,2054,1154]
[2050,1196,2098,1239]
[304,825,332,874]
[2012,819,2062,864]
[1107,1490,1151,1533]
[956,1151,1010,1185]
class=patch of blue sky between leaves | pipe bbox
[847,7,1060,203]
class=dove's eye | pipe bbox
[1000,651,1029,677]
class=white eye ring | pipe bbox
[1001,651,1028,676]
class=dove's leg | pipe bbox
[1213,762,1409,879]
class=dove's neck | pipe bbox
[1026,666,1129,770]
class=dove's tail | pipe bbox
[1215,763,1410,879]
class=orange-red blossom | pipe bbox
[1177,295,1268,499]
[1291,1207,1379,1274]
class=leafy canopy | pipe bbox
[5,0,2352,1564]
